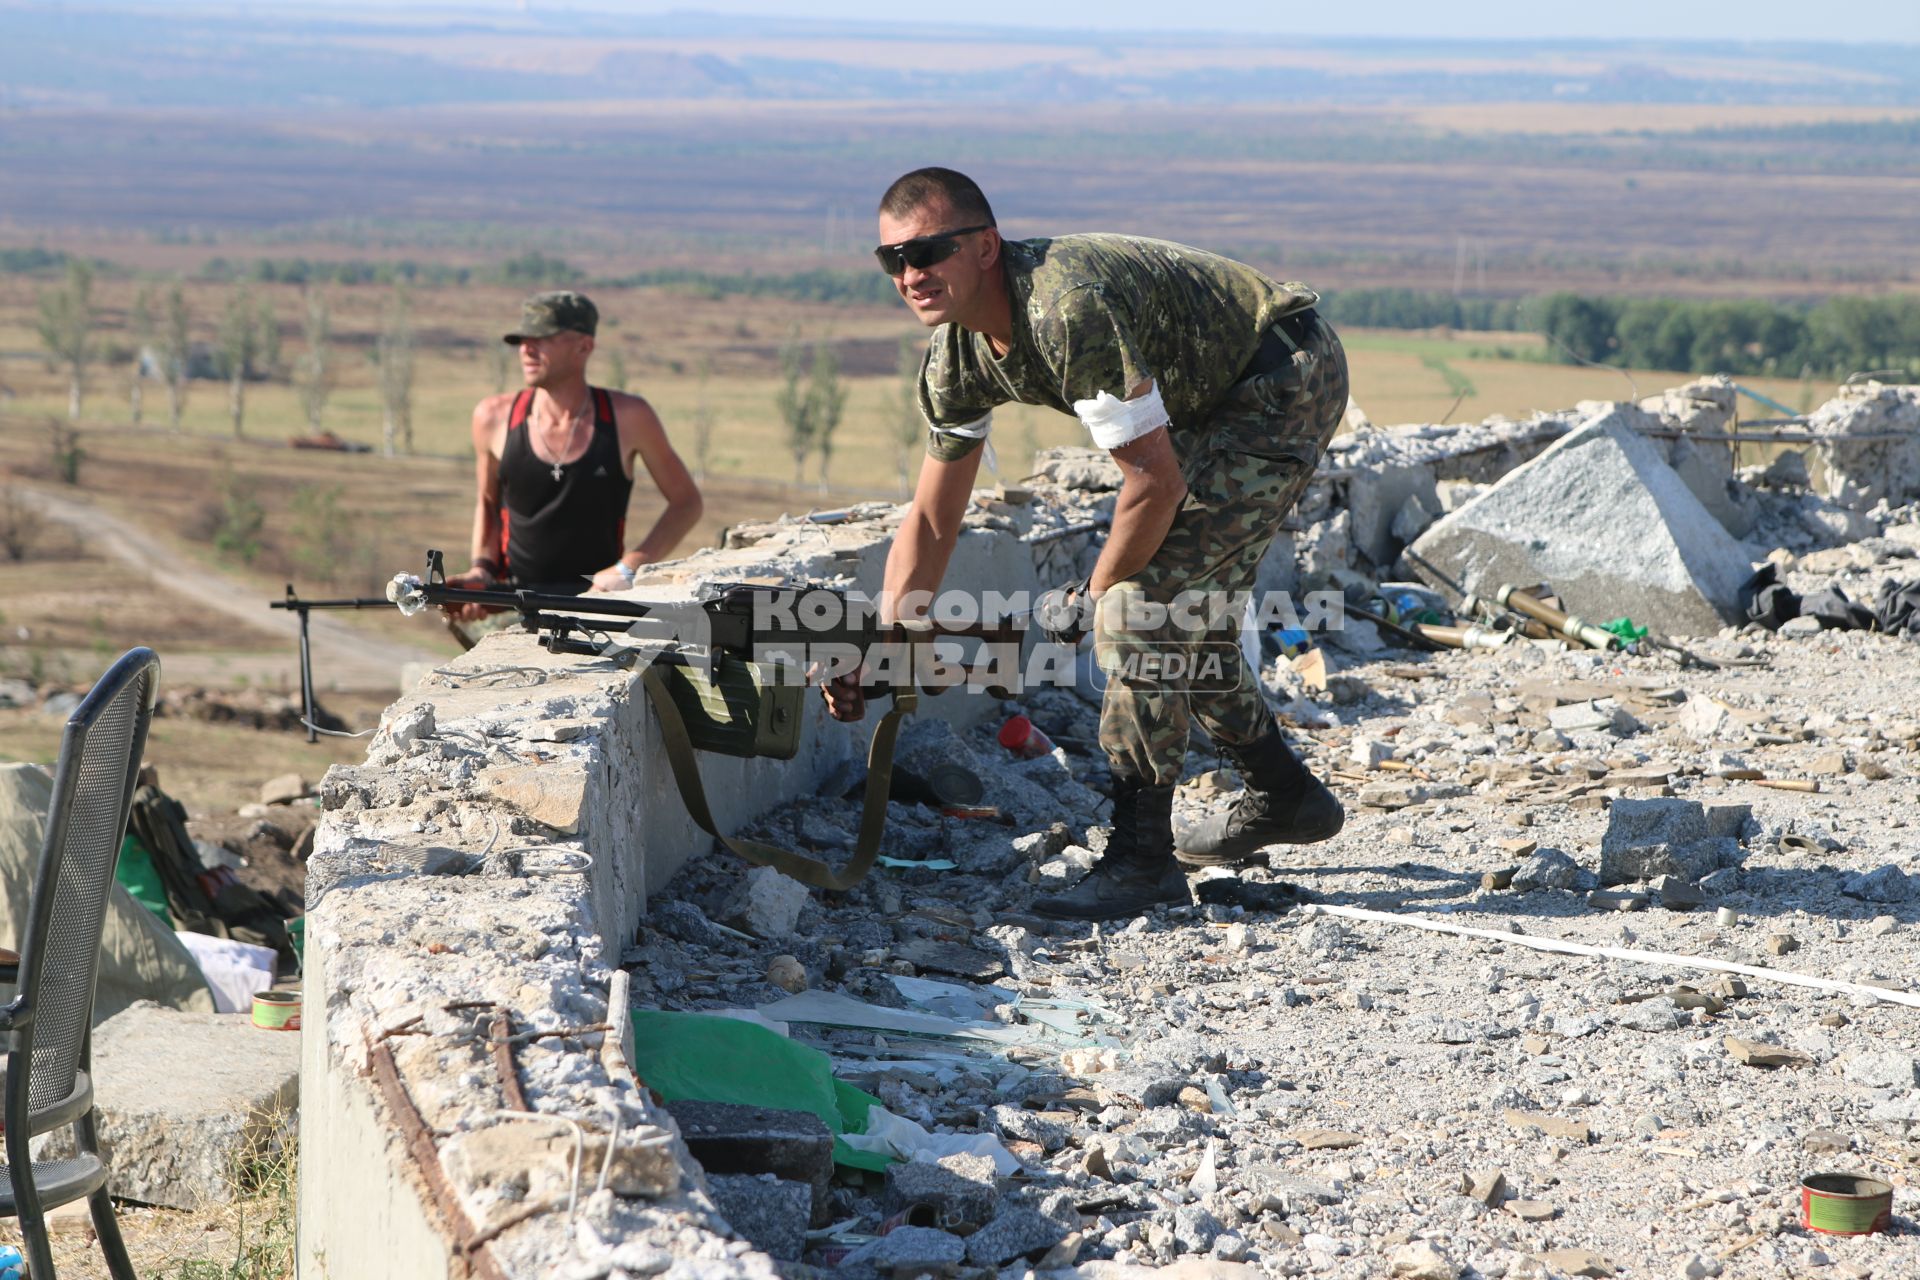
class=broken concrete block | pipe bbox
[1805,383,1920,510]
[843,1225,968,1272]
[1842,865,1913,902]
[1390,491,1441,547]
[650,900,718,946]
[1668,437,1756,539]
[665,1099,832,1221]
[1409,407,1755,636]
[965,1205,1069,1267]
[726,865,810,938]
[1677,697,1732,739]
[371,701,435,762]
[884,1152,1000,1226]
[39,1003,298,1208]
[705,1173,810,1260]
[1601,840,1735,885]
[1651,876,1705,910]
[1702,803,1752,841]
[1599,799,1742,885]
[1845,1052,1920,1090]
[484,765,587,833]
[1548,700,1641,736]
[1510,848,1587,893]
[1347,463,1440,567]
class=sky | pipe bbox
[282,0,1920,43]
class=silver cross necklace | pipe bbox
[539,398,592,482]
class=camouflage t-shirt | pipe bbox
[918,233,1318,462]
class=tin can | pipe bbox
[252,989,302,1031]
[1801,1173,1893,1235]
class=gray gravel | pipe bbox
[630,514,1920,1280]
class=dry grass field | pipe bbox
[0,277,1821,479]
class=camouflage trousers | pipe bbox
[1095,313,1349,786]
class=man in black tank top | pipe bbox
[442,291,704,638]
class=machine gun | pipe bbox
[274,550,1028,888]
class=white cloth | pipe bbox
[837,1103,1023,1176]
[1073,382,1169,449]
[931,412,999,477]
[173,931,276,1014]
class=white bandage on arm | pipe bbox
[1073,383,1169,450]
[931,412,999,475]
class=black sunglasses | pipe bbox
[873,224,996,276]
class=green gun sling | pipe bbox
[641,663,916,891]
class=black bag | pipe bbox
[1738,564,1800,631]
[126,785,296,968]
[1801,586,1876,632]
[1875,578,1920,638]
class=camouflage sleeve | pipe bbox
[918,328,1001,463]
[1035,284,1152,408]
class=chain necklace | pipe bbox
[536,396,593,482]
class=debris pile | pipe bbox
[629,572,1920,1276]
[297,376,1920,1280]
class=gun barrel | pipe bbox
[1495,585,1621,651]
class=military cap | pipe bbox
[502,291,598,344]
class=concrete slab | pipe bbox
[1410,407,1755,636]
[664,1099,833,1221]
[705,1173,811,1260]
[57,1003,299,1208]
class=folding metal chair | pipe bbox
[1,647,158,1279]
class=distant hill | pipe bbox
[3,4,1917,110]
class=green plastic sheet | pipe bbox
[627,1009,892,1171]
[1601,617,1649,643]
[114,833,172,926]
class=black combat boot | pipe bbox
[1033,777,1189,921]
[1175,724,1344,867]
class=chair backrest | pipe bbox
[11,649,159,1118]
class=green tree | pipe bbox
[1536,292,1619,366]
[295,287,332,432]
[375,287,415,456]
[211,471,266,564]
[776,328,815,487]
[809,341,847,492]
[161,282,192,431]
[288,485,351,584]
[128,284,155,426]
[218,286,278,438]
[36,259,94,420]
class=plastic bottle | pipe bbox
[997,715,1055,759]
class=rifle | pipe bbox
[275,550,1027,888]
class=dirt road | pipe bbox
[21,484,438,692]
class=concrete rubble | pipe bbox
[37,1003,299,1209]
[297,379,1920,1280]
[1409,408,1754,636]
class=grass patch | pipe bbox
[156,1132,296,1280]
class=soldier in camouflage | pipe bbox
[822,167,1349,920]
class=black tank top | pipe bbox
[498,387,633,592]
